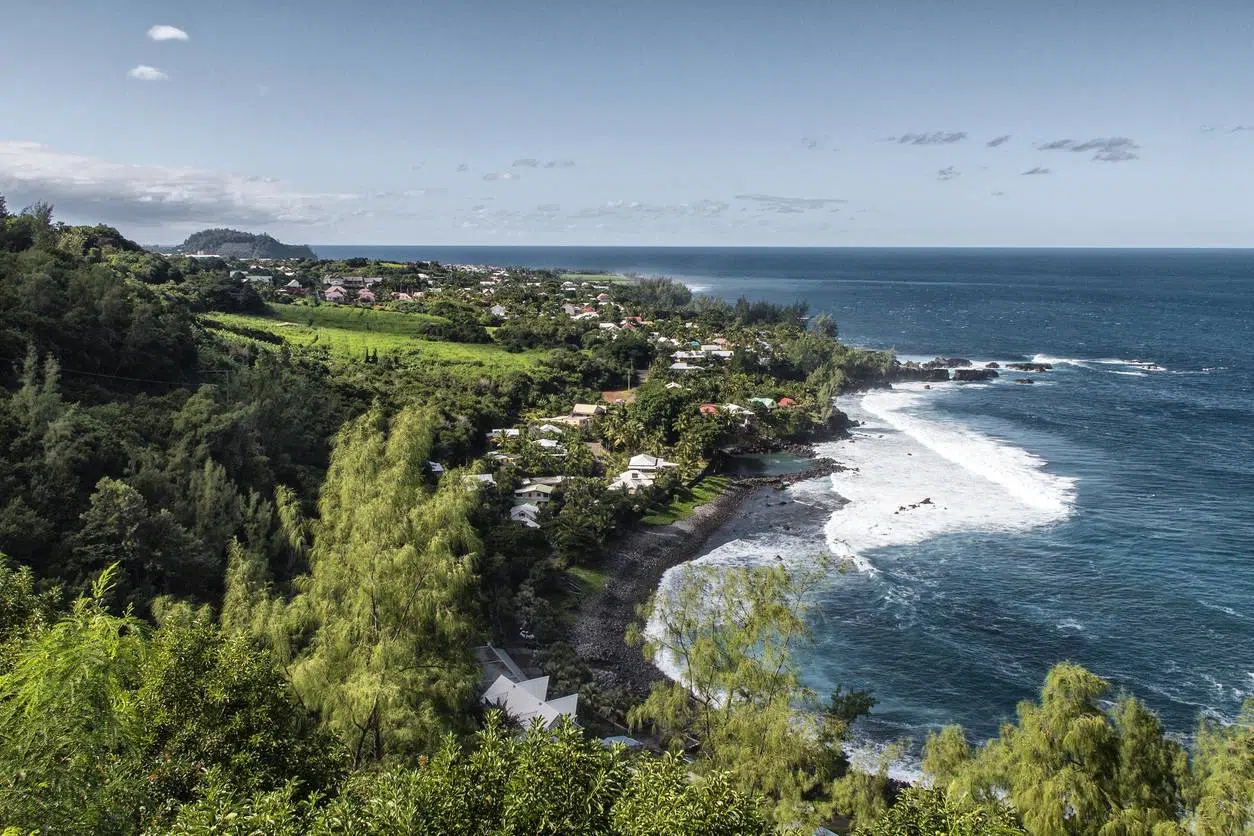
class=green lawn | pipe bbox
[641,476,730,525]
[202,304,544,374]
[560,272,633,284]
[566,566,610,595]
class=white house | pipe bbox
[482,674,578,730]
[628,453,678,472]
[488,428,522,441]
[608,469,655,493]
[669,362,704,372]
[427,461,446,476]
[490,304,509,318]
[510,504,541,528]
[533,424,565,436]
[534,438,566,454]
[464,473,497,489]
[514,483,557,504]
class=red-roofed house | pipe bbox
[699,403,719,416]
[777,397,797,407]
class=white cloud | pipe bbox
[0,141,356,228]
[147,25,189,41]
[483,171,519,181]
[127,65,169,82]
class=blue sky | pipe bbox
[1,0,1252,245]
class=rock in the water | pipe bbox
[923,357,973,369]
[1014,378,1035,384]
[985,362,1001,369]
[953,368,999,382]
[1007,362,1052,372]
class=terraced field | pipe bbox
[203,304,544,374]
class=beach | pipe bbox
[566,460,844,699]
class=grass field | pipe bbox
[202,304,544,374]
[560,272,634,284]
[566,565,610,595]
[641,476,730,525]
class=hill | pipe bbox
[175,228,316,260]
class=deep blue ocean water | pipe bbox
[318,246,1254,763]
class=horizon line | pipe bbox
[307,243,1254,250]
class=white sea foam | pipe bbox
[816,384,1077,571]
[1032,354,1167,373]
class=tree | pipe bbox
[627,559,837,827]
[136,606,345,811]
[923,663,1189,835]
[1185,698,1253,835]
[854,787,1026,836]
[155,715,771,836]
[0,555,59,669]
[282,406,482,765]
[0,566,149,835]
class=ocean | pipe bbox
[317,245,1254,775]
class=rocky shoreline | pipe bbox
[565,458,843,699]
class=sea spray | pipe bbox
[818,382,1077,572]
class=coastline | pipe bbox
[566,459,844,699]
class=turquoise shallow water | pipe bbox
[320,246,1254,757]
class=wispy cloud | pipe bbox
[936,166,960,181]
[986,135,1012,148]
[147,25,189,41]
[734,193,847,212]
[0,141,354,228]
[457,163,469,172]
[1038,137,1140,162]
[886,131,967,146]
[991,191,1006,196]
[542,159,576,168]
[1021,166,1052,176]
[573,199,729,220]
[482,171,519,181]
[127,65,168,82]
[512,158,539,168]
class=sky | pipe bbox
[1,0,1252,246]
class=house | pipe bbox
[699,403,720,416]
[481,673,578,730]
[608,469,655,493]
[712,337,730,346]
[572,311,599,321]
[628,453,678,472]
[777,397,798,407]
[464,473,497,489]
[394,292,415,302]
[707,350,734,359]
[533,438,566,454]
[598,322,620,332]
[571,403,606,419]
[665,382,685,390]
[323,285,348,302]
[279,279,306,295]
[427,461,446,476]
[749,397,777,409]
[595,293,612,303]
[510,504,541,528]
[672,350,705,361]
[533,424,565,436]
[486,451,517,463]
[356,288,377,303]
[699,344,722,352]
[561,303,581,316]
[723,403,752,415]
[490,304,509,318]
[522,476,565,486]
[245,274,273,284]
[488,428,522,442]
[669,362,703,372]
[514,483,557,504]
